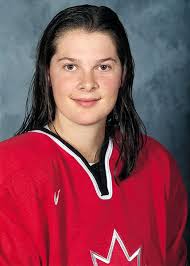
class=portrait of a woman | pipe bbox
[0,4,188,266]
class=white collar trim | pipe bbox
[31,129,113,200]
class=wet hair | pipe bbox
[15,4,147,183]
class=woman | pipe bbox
[0,4,188,266]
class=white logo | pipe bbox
[90,229,141,265]
[54,189,61,205]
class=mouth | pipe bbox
[73,98,100,107]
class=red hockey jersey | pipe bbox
[0,128,188,265]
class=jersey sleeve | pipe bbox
[166,155,188,265]
[0,136,50,265]
[0,185,41,266]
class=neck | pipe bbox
[49,117,106,163]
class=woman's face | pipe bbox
[49,29,124,127]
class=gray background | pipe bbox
[0,0,189,255]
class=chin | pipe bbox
[74,117,106,126]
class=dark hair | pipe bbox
[15,4,147,183]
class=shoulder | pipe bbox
[113,130,175,170]
[140,134,174,164]
[0,133,54,215]
[133,134,177,181]
[0,131,56,158]
[0,130,52,151]
[0,131,55,185]
[0,131,55,161]
[114,130,173,165]
[137,135,186,200]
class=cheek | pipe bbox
[100,76,121,97]
[51,76,73,98]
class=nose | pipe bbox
[78,70,99,91]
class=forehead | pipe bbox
[54,29,117,57]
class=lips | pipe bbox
[74,98,99,101]
[73,98,100,107]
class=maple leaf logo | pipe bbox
[90,229,141,265]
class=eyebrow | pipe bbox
[57,57,118,63]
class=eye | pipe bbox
[63,64,77,71]
[98,64,112,71]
